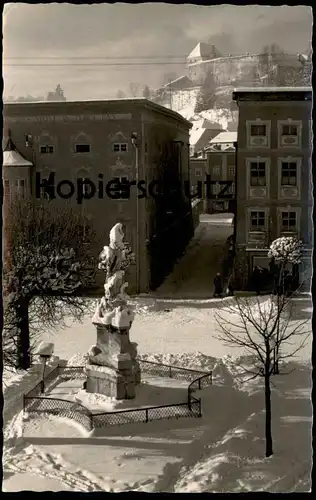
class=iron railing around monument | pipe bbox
[137,358,207,382]
[92,399,201,428]
[24,396,93,431]
[23,360,212,430]
[58,365,86,380]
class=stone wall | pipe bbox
[161,87,200,113]
[188,54,262,86]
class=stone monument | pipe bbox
[85,223,141,399]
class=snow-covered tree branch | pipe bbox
[214,294,310,457]
[3,197,100,371]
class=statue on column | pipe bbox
[86,223,141,399]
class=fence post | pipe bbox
[210,371,213,385]
[198,378,201,390]
[41,380,45,394]
[169,365,172,378]
[145,408,149,423]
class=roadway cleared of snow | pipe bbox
[153,215,233,299]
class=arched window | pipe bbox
[39,130,56,155]
[72,132,92,154]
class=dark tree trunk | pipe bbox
[264,373,273,457]
[273,264,285,375]
[16,297,31,370]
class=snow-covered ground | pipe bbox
[3,293,312,492]
[3,217,312,492]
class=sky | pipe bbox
[3,3,313,101]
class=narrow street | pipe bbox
[153,214,233,299]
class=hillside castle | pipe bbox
[155,42,311,114]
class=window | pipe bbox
[41,190,51,200]
[113,176,130,199]
[250,161,266,186]
[247,120,270,148]
[227,182,235,195]
[75,144,90,153]
[281,211,297,232]
[281,161,297,186]
[250,211,265,231]
[113,143,128,153]
[40,145,54,154]
[211,183,220,195]
[213,165,220,176]
[195,168,202,177]
[228,166,235,177]
[15,179,26,198]
[281,124,298,136]
[278,120,302,147]
[250,124,266,136]
[79,178,90,197]
[4,180,10,200]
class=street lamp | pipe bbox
[131,132,140,293]
[34,342,54,393]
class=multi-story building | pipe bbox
[232,87,312,289]
[190,119,223,157]
[3,98,193,294]
[189,131,237,214]
[205,132,237,214]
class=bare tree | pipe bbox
[3,197,99,371]
[268,237,304,374]
[194,70,217,113]
[215,294,310,457]
[116,89,126,99]
[129,82,140,97]
[142,85,151,100]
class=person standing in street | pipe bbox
[227,275,234,296]
[213,273,223,298]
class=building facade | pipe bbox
[3,99,193,294]
[232,87,312,289]
[206,143,236,214]
[189,119,223,157]
[189,133,236,215]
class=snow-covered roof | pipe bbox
[192,118,223,130]
[190,128,207,146]
[206,144,236,153]
[233,86,312,93]
[187,42,218,61]
[161,76,194,90]
[3,137,33,167]
[210,131,237,144]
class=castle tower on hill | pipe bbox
[187,43,221,66]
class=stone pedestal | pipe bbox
[85,364,136,399]
[85,324,141,400]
